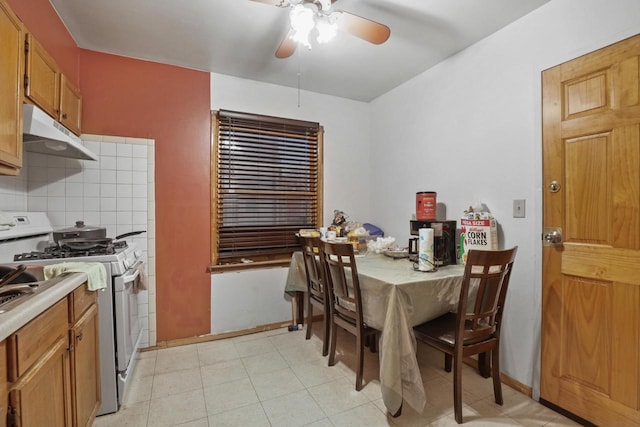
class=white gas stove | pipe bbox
[0,212,145,416]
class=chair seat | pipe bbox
[413,312,457,346]
[414,313,495,347]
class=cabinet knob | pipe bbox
[62,113,68,120]
[77,331,84,341]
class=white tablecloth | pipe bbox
[285,252,464,415]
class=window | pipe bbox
[211,110,323,271]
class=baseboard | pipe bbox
[147,319,293,350]
[462,356,532,397]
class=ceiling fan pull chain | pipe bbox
[297,49,302,108]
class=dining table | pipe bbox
[285,250,465,416]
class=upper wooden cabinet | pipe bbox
[24,33,82,136]
[0,0,24,174]
[24,33,59,119]
[59,74,82,136]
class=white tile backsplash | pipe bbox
[117,171,133,184]
[116,143,132,157]
[100,156,117,170]
[101,142,117,156]
[100,169,117,184]
[117,157,132,171]
[0,135,156,349]
[100,197,117,211]
[101,183,117,198]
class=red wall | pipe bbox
[8,0,213,342]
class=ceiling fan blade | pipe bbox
[275,29,297,58]
[338,12,390,45]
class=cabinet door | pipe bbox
[9,337,71,427]
[71,303,100,427]
[24,33,60,119]
[0,0,24,171]
[59,74,81,136]
[0,340,6,427]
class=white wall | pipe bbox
[369,0,640,395]
[210,73,371,334]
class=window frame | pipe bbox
[210,109,323,272]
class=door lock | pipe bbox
[543,227,563,246]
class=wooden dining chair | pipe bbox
[413,247,518,424]
[299,235,330,356]
[321,241,380,391]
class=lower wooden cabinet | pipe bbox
[0,341,6,427]
[8,337,71,427]
[3,282,99,427]
[70,296,100,427]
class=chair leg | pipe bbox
[453,354,463,424]
[305,299,313,340]
[444,353,452,372]
[369,332,377,353]
[328,319,338,366]
[321,308,330,356]
[356,332,364,391]
[478,351,491,378]
[491,348,503,405]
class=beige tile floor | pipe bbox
[94,324,581,427]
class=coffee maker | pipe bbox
[409,220,457,266]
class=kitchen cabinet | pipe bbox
[69,286,100,427]
[7,298,71,427]
[0,341,6,427]
[4,282,99,427]
[59,75,82,136]
[24,33,82,136]
[0,0,24,175]
[24,33,60,121]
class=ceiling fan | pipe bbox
[251,0,391,58]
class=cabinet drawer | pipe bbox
[70,282,95,323]
[8,298,68,380]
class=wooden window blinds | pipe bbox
[211,110,323,270]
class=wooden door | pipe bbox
[541,34,640,425]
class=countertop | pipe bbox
[0,272,88,341]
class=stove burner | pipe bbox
[13,240,128,261]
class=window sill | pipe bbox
[209,259,291,273]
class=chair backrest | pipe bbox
[456,247,518,345]
[321,241,363,326]
[299,236,327,304]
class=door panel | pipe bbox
[542,33,640,425]
[565,133,610,244]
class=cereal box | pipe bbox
[459,216,498,264]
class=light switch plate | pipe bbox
[513,199,526,218]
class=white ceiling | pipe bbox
[50,0,550,102]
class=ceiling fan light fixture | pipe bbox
[316,16,337,44]
[289,4,314,48]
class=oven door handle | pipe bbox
[120,260,144,283]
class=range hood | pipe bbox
[22,104,98,161]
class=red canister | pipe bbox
[416,192,437,221]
